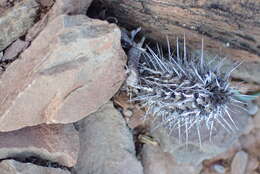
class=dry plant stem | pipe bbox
[122,28,146,99]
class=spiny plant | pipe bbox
[127,36,248,147]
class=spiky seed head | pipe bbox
[129,38,246,146]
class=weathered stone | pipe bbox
[231,151,249,174]
[26,0,93,41]
[0,15,126,132]
[0,0,39,51]
[73,102,143,174]
[1,39,29,61]
[141,144,202,174]
[0,124,79,167]
[0,160,70,174]
[0,51,3,59]
[245,156,259,174]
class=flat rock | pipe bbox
[0,160,70,174]
[0,15,126,132]
[73,102,143,174]
[0,124,79,167]
[141,144,201,174]
[1,39,29,61]
[231,151,249,174]
[0,0,39,51]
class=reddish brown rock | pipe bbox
[0,160,70,174]
[1,39,29,61]
[0,124,79,167]
[0,15,126,132]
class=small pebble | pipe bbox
[212,164,225,174]
[231,151,248,174]
[123,109,133,117]
[247,102,258,115]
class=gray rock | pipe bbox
[0,160,70,174]
[2,39,29,61]
[0,15,126,132]
[231,151,249,174]
[0,0,39,51]
[141,144,202,174]
[73,102,143,174]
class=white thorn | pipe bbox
[209,119,214,143]
[224,108,239,130]
[176,37,180,60]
